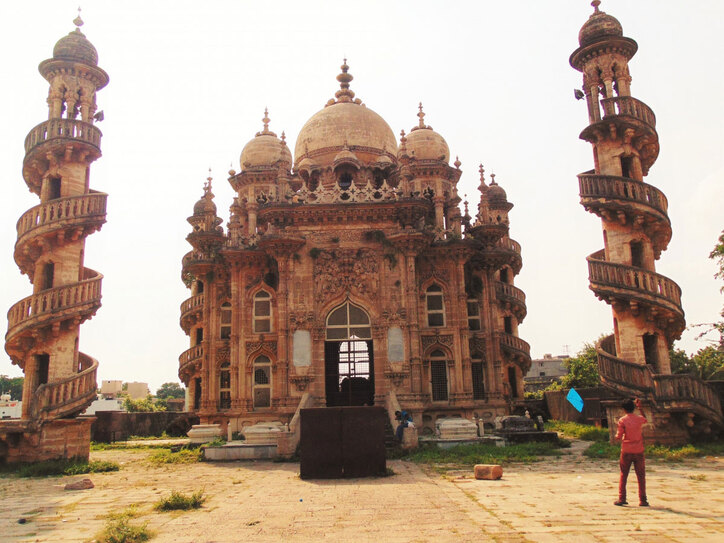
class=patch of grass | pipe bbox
[91,441,174,451]
[204,437,226,447]
[155,490,206,511]
[126,433,173,441]
[6,458,120,478]
[405,442,562,467]
[545,420,609,442]
[98,508,151,543]
[688,473,707,481]
[583,441,620,459]
[148,447,201,465]
[584,440,724,462]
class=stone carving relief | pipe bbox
[421,334,453,353]
[313,248,379,302]
[245,340,277,356]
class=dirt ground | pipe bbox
[1,440,723,542]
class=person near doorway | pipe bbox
[395,410,412,442]
[614,398,649,507]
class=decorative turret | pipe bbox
[571,1,722,440]
[2,12,108,462]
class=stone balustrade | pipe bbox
[600,96,656,129]
[24,118,102,155]
[499,238,521,255]
[587,257,682,309]
[29,353,98,421]
[278,178,401,206]
[499,332,531,358]
[6,271,103,339]
[179,344,204,378]
[653,374,723,419]
[495,281,526,306]
[180,294,205,317]
[578,172,668,216]
[16,192,107,241]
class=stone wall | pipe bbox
[1,418,94,464]
[90,411,199,442]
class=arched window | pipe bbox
[471,352,485,400]
[253,291,272,333]
[219,361,231,409]
[326,302,371,340]
[429,349,448,402]
[426,285,445,327]
[220,302,231,339]
[253,355,271,408]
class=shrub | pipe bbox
[148,448,201,465]
[154,490,206,511]
[406,441,562,466]
[545,420,609,442]
[98,509,151,543]
[583,441,620,459]
[13,459,120,477]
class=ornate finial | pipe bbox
[281,131,286,145]
[454,156,461,169]
[477,164,487,192]
[335,58,355,103]
[591,0,601,13]
[400,129,406,141]
[262,108,270,132]
[73,6,84,29]
[463,197,470,218]
[204,167,213,193]
[490,172,497,185]
[417,102,426,128]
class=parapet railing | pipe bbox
[180,294,205,318]
[179,343,204,379]
[600,96,656,129]
[578,172,668,217]
[29,353,98,421]
[587,255,682,310]
[495,281,526,306]
[266,178,401,206]
[24,118,102,155]
[16,191,107,241]
[6,270,103,340]
[499,332,531,358]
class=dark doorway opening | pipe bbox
[507,366,519,398]
[643,334,658,367]
[325,339,374,406]
[36,354,49,386]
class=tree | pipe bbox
[156,382,185,400]
[696,230,724,348]
[0,375,24,400]
[670,346,724,381]
[546,342,601,390]
[123,395,166,412]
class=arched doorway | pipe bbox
[324,301,374,406]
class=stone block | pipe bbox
[436,418,478,440]
[244,422,283,445]
[474,464,503,480]
[65,478,94,490]
[187,424,222,444]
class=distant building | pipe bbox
[0,394,22,419]
[524,354,569,392]
[125,382,150,399]
[83,397,124,415]
[100,380,123,398]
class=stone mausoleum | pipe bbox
[179,61,531,437]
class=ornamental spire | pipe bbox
[334,58,356,103]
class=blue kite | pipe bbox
[566,388,584,413]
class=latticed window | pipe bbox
[467,299,481,331]
[429,349,448,402]
[253,291,271,333]
[253,355,271,408]
[326,302,371,340]
[426,285,445,327]
[471,354,485,400]
[220,302,231,339]
[219,361,231,409]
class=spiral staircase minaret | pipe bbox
[571,2,722,442]
[1,14,108,462]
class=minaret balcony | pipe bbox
[14,192,108,275]
[600,96,656,130]
[587,254,685,336]
[6,271,103,358]
[181,250,218,275]
[24,118,102,157]
[596,335,723,425]
[180,294,205,333]
[179,344,204,382]
[498,332,531,372]
[29,353,99,421]
[494,281,527,321]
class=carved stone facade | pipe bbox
[180,62,530,436]
[1,15,107,463]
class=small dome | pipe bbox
[294,61,397,167]
[578,3,623,47]
[53,28,98,66]
[403,103,450,163]
[487,175,507,202]
[333,146,361,169]
[193,195,217,216]
[240,110,292,171]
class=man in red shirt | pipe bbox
[614,398,649,506]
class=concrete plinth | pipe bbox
[436,418,479,440]
[0,417,94,464]
[187,423,222,444]
[203,441,278,461]
[243,422,283,445]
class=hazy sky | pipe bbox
[1,1,722,393]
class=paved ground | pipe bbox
[1,441,723,542]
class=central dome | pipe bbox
[294,61,397,167]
